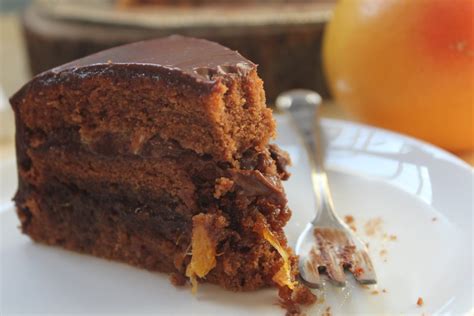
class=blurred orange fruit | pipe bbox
[323,0,474,152]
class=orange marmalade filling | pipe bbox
[186,215,217,293]
[186,212,297,292]
[255,213,297,290]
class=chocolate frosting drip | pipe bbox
[230,169,286,207]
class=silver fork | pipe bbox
[276,89,377,289]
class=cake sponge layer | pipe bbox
[16,178,294,291]
[11,36,275,163]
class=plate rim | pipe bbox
[319,117,473,171]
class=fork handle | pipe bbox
[283,91,340,225]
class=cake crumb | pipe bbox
[364,218,383,236]
[353,266,364,278]
[170,273,187,286]
[213,177,234,198]
[371,290,379,295]
[279,285,317,316]
[283,307,301,316]
[322,306,331,316]
[344,215,354,224]
[382,289,387,293]
[417,297,424,306]
[389,234,397,241]
[344,215,357,232]
[380,249,387,257]
[292,286,317,305]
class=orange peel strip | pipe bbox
[185,215,217,293]
[261,223,298,290]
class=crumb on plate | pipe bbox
[344,215,354,224]
[353,266,364,278]
[364,218,383,236]
[417,297,424,307]
[322,306,331,316]
[278,285,317,316]
[344,215,357,232]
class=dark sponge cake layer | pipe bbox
[16,179,291,291]
[16,120,291,231]
[16,181,187,274]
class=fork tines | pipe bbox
[301,227,376,288]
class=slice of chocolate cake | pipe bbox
[10,35,314,304]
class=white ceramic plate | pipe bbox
[1,116,473,315]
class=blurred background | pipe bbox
[0,0,473,164]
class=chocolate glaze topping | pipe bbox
[53,35,255,80]
[11,35,256,102]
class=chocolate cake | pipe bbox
[11,36,314,305]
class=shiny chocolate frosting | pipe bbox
[53,35,255,81]
[11,35,256,101]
